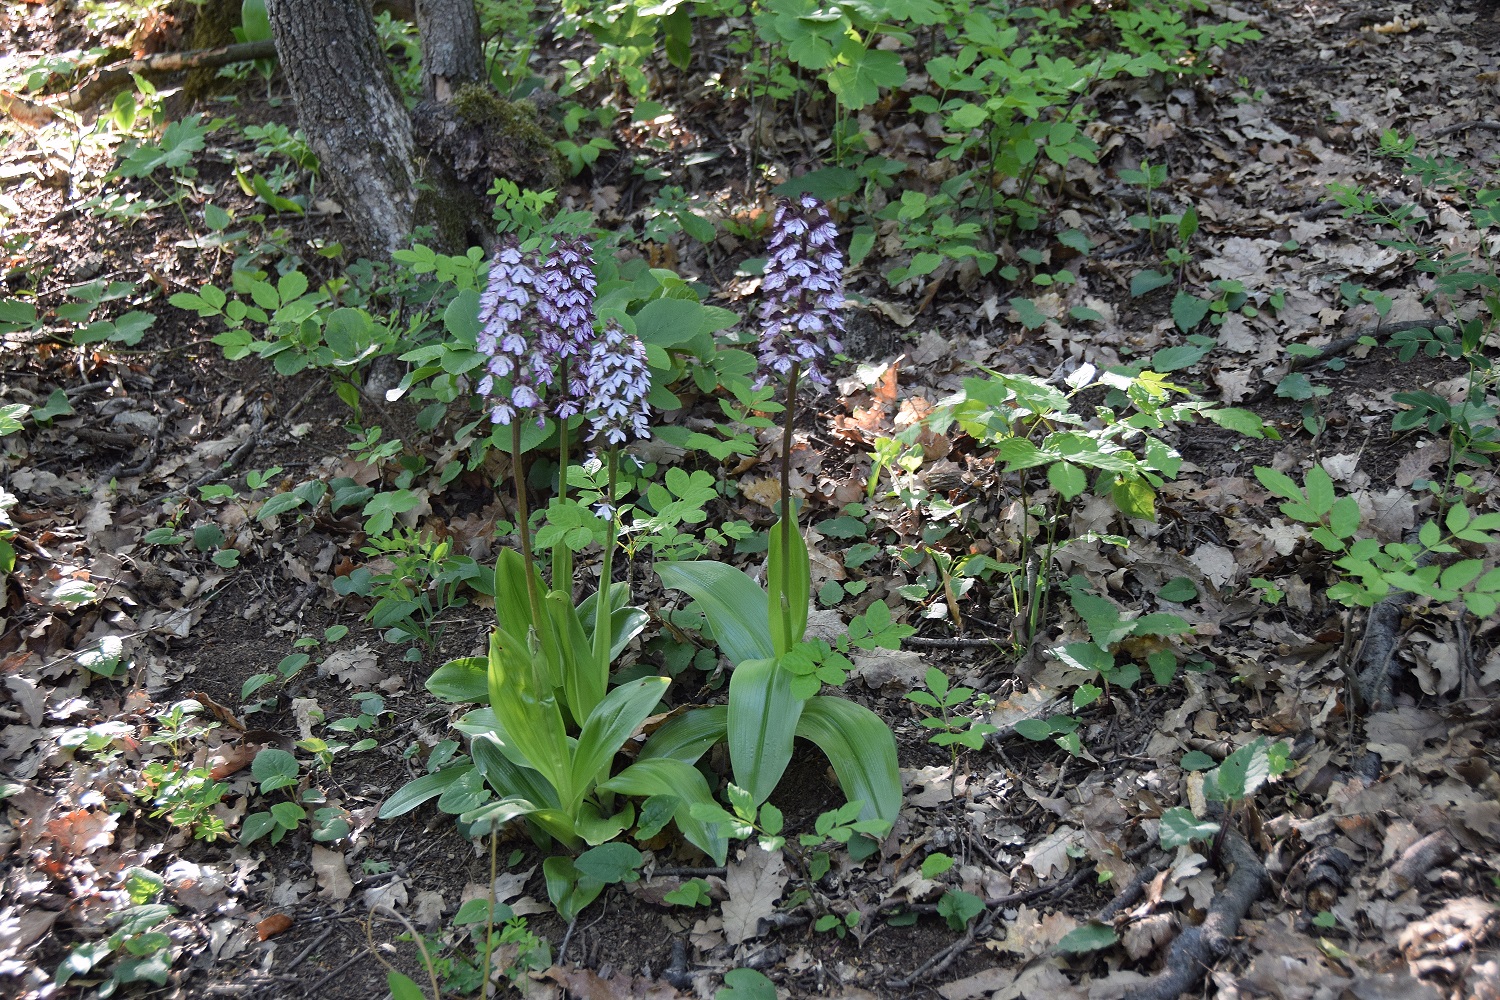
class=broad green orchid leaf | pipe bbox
[797,696,902,824]
[461,796,578,848]
[766,516,810,656]
[543,855,602,923]
[729,656,803,804]
[426,656,487,703]
[453,707,499,737]
[569,676,669,811]
[456,707,554,777]
[378,765,472,819]
[459,796,540,835]
[436,766,491,813]
[602,757,728,865]
[470,733,560,809]
[638,706,728,763]
[494,547,540,638]
[546,590,602,724]
[578,582,649,662]
[574,800,634,845]
[656,561,774,665]
[488,630,572,803]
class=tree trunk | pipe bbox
[265,0,437,255]
[415,0,483,100]
[178,0,239,102]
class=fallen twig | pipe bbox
[1241,319,1440,406]
[1381,829,1459,897]
[905,635,1008,650]
[1097,864,1159,921]
[1429,120,1500,139]
[1120,829,1266,1000]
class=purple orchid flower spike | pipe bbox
[477,236,549,426]
[757,193,845,387]
[583,322,652,446]
[537,236,599,420]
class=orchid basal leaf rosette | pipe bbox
[380,233,729,866]
[655,195,903,828]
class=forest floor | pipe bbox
[3,1,1500,999]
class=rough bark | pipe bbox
[264,0,433,255]
[179,0,240,102]
[415,0,483,100]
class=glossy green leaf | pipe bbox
[426,656,487,703]
[638,706,728,763]
[470,733,559,810]
[378,765,473,819]
[543,855,602,923]
[546,590,601,723]
[1158,806,1218,848]
[796,696,902,824]
[569,676,670,811]
[826,45,906,110]
[572,796,631,843]
[240,0,273,43]
[718,968,776,1000]
[487,630,572,803]
[602,757,728,864]
[656,561,774,665]
[1056,922,1118,954]
[729,657,803,804]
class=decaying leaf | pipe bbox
[311,845,353,901]
[722,844,787,946]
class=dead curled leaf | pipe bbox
[318,644,383,687]
[255,913,294,940]
[850,649,927,691]
[1121,912,1177,960]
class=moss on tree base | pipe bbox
[413,83,565,198]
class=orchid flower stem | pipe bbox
[553,366,574,598]
[481,826,498,1000]
[779,363,801,643]
[511,421,544,631]
[592,446,619,676]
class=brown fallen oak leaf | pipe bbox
[541,966,684,1000]
[318,645,383,687]
[722,844,787,946]
[43,808,117,857]
[1398,897,1500,982]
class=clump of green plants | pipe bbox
[381,233,730,880]
[384,204,907,935]
[654,196,905,824]
[1255,462,1500,617]
[904,361,1266,647]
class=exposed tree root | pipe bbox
[1120,829,1266,1000]
[0,40,276,124]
